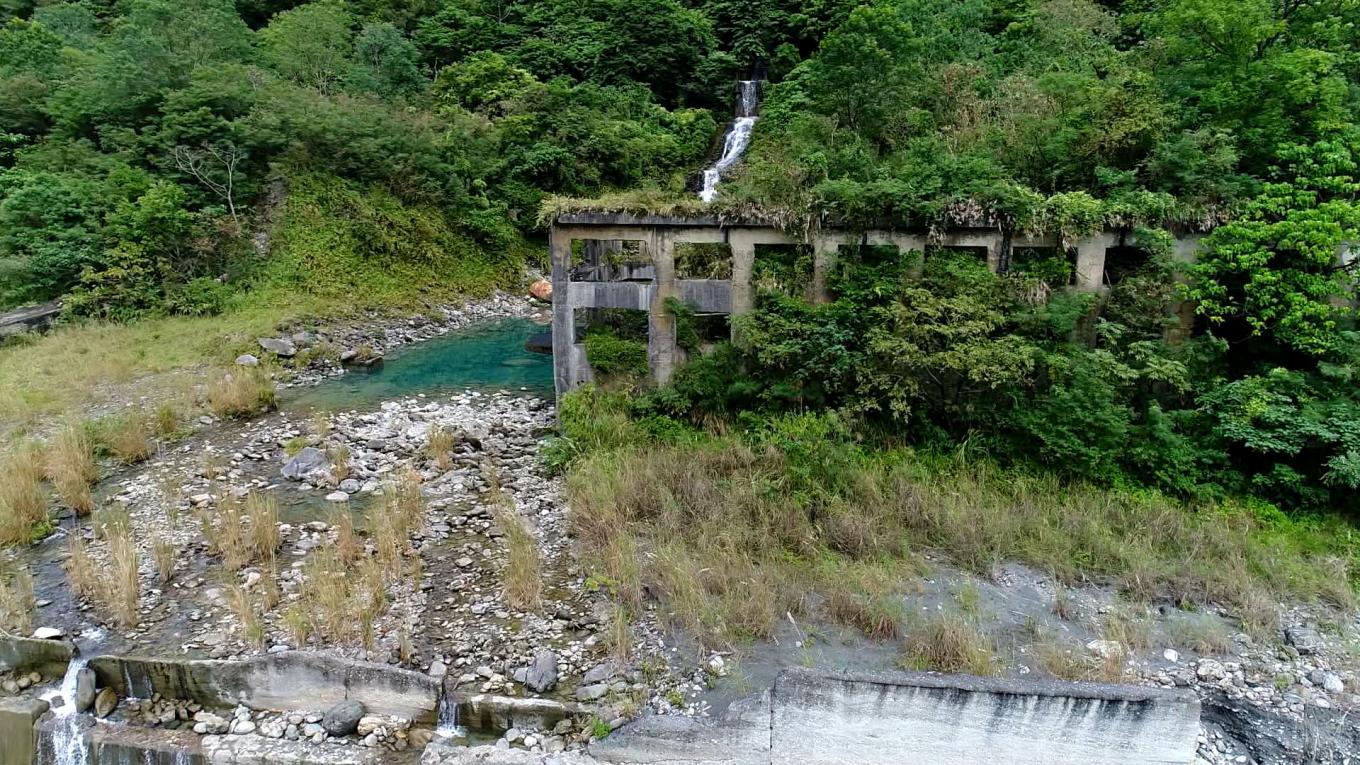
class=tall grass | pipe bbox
[98,413,156,464]
[47,424,97,515]
[0,444,48,545]
[566,414,1358,648]
[206,368,277,419]
[245,493,280,564]
[105,525,141,628]
[0,569,35,633]
[494,501,542,611]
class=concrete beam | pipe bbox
[569,282,652,311]
[677,280,733,314]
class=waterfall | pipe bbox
[698,80,762,203]
[38,656,90,765]
[434,690,464,740]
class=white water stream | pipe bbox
[38,656,90,765]
[698,80,762,203]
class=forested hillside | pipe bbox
[3,0,1360,511]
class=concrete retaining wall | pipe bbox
[88,652,440,724]
[0,698,48,765]
[0,633,73,676]
[593,669,1200,765]
[772,669,1199,765]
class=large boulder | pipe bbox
[282,448,328,480]
[524,650,558,694]
[528,280,553,301]
[322,699,365,736]
[258,337,297,358]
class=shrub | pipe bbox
[584,330,649,377]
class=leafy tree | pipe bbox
[1186,134,1360,359]
[260,2,354,93]
[348,21,425,98]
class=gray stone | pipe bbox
[282,447,328,480]
[323,699,365,736]
[235,354,260,367]
[339,479,362,494]
[575,684,608,702]
[93,686,118,718]
[581,661,618,686]
[1285,625,1324,655]
[73,667,96,713]
[258,337,296,357]
[524,650,558,694]
[29,627,63,640]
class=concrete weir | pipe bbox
[548,211,1203,397]
[592,668,1201,765]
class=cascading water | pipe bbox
[698,79,762,203]
[38,656,90,765]
[434,690,465,740]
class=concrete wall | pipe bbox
[88,652,440,724]
[772,669,1199,765]
[0,698,48,765]
[593,669,1200,765]
[0,633,73,676]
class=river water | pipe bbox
[287,317,553,412]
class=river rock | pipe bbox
[1286,625,1323,655]
[30,627,63,640]
[73,667,96,713]
[581,661,618,686]
[325,491,350,502]
[524,650,558,693]
[282,447,328,480]
[322,699,365,736]
[528,280,553,301]
[339,478,361,493]
[235,354,260,367]
[93,687,118,718]
[575,683,608,702]
[258,337,297,357]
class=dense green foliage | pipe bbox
[0,0,731,313]
[4,0,1360,521]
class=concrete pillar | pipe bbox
[728,232,757,344]
[549,227,574,398]
[646,228,680,386]
[1074,231,1116,291]
[1167,234,1202,343]
[810,235,840,304]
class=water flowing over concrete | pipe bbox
[37,657,89,765]
[698,80,761,202]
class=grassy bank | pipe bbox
[0,174,529,438]
[557,388,1358,669]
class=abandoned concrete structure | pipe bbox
[549,211,1203,397]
